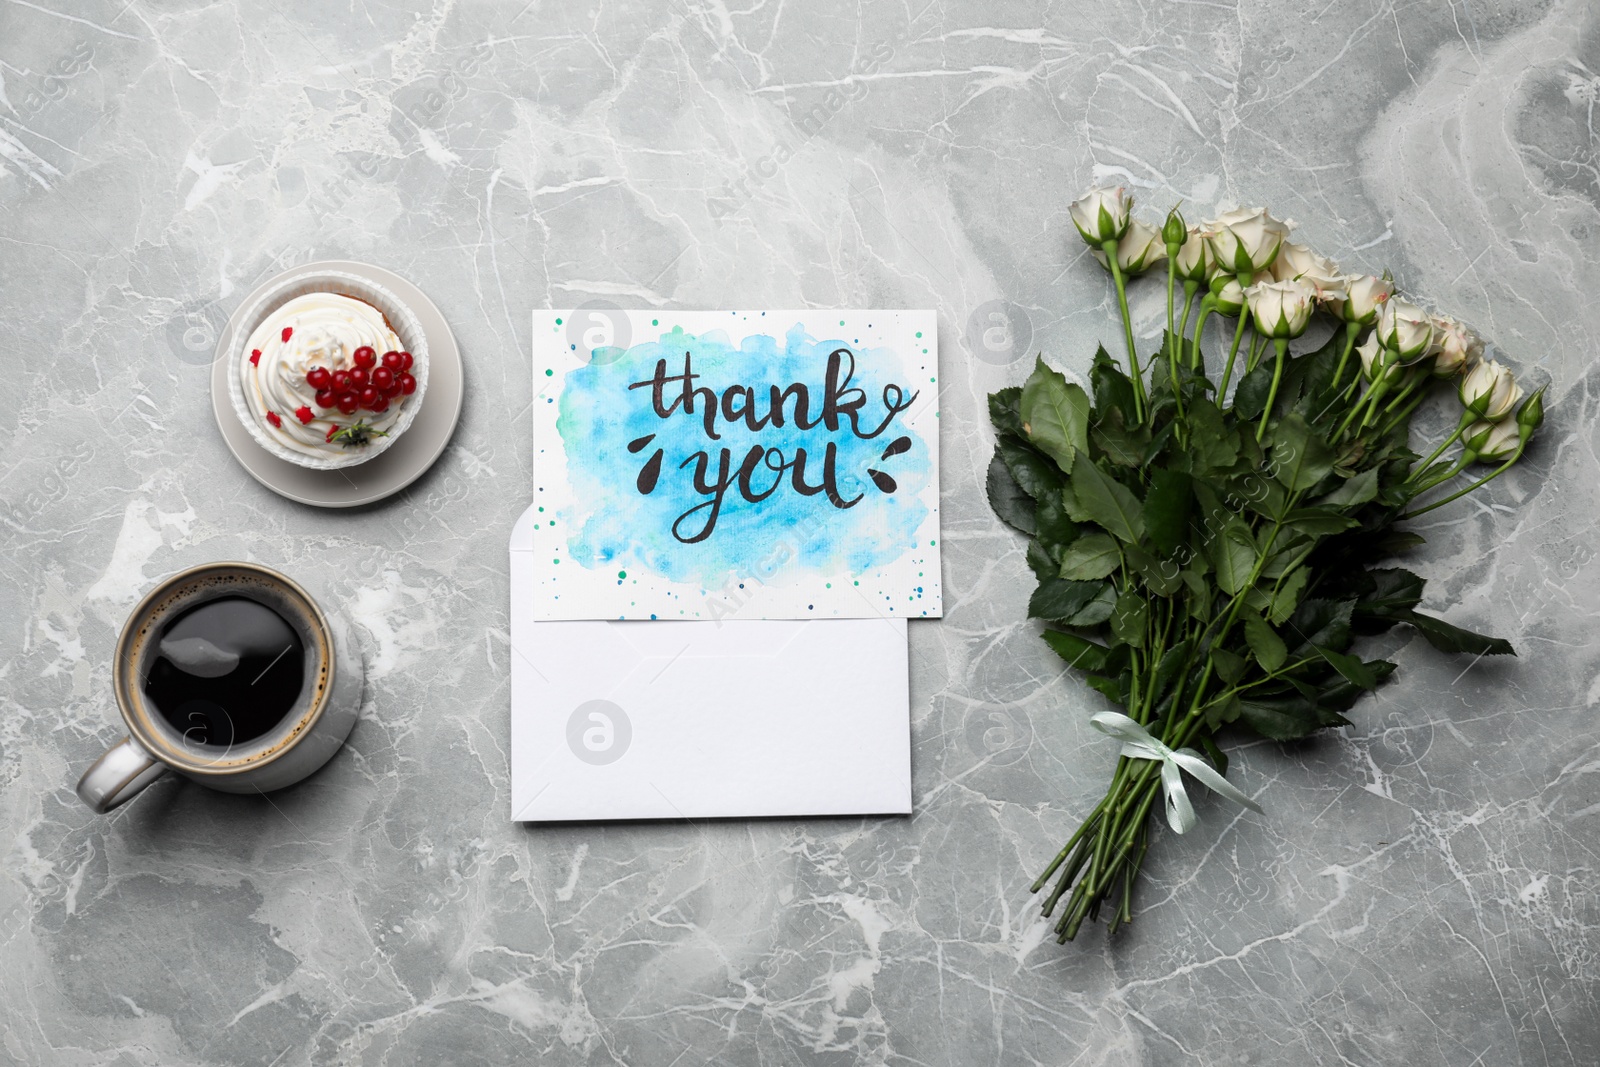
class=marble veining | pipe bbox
[1,0,1597,1063]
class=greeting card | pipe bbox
[529,310,941,621]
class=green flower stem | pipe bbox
[1104,240,1147,424]
[1217,309,1250,396]
[1327,321,1361,394]
[1165,251,1179,344]
[1336,378,1387,441]
[1178,281,1200,367]
[1413,410,1476,474]
[1378,387,1428,438]
[1402,448,1522,518]
[1255,338,1290,442]
[1031,794,1110,892]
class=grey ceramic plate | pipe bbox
[210,260,464,507]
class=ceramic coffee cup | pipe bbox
[76,562,363,813]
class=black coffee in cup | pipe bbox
[143,595,306,748]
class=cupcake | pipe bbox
[230,273,428,469]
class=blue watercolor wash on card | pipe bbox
[556,323,930,586]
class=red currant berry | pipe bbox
[381,380,402,398]
[381,350,404,371]
[398,351,414,370]
[315,389,337,408]
[349,367,370,388]
[336,392,360,415]
[397,372,417,395]
[372,367,394,390]
[369,394,390,414]
[294,405,314,424]
[353,345,376,368]
[265,411,282,428]
[331,370,352,391]
[281,326,293,343]
[358,386,380,408]
[250,349,261,365]
[305,366,331,390]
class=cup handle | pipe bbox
[76,736,168,813]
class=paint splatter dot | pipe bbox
[545,368,554,376]
[617,570,627,579]
[555,317,563,325]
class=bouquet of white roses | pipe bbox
[988,186,1545,941]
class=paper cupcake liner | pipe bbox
[226,270,431,471]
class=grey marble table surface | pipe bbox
[3,1,1598,1064]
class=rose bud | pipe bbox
[1174,227,1216,284]
[1069,186,1133,246]
[1244,278,1316,339]
[1458,360,1522,420]
[1357,331,1403,387]
[1201,206,1293,276]
[1162,207,1188,248]
[1209,275,1246,317]
[1329,274,1393,326]
[1375,297,1435,362]
[1468,420,1520,464]
[1516,386,1546,435]
[1091,219,1168,275]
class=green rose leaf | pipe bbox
[1314,645,1379,688]
[1243,612,1288,672]
[1399,610,1516,656]
[1270,413,1336,492]
[997,436,1064,502]
[1269,566,1309,625]
[988,387,1023,438]
[1209,518,1258,596]
[1058,533,1122,581]
[1319,467,1378,508]
[1110,590,1149,648]
[1020,358,1090,473]
[1143,469,1194,555]
[1070,453,1146,543]
[986,450,1036,536]
[1041,630,1109,673]
[1028,578,1107,622]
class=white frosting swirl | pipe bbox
[239,293,416,458]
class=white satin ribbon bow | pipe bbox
[1090,711,1265,834]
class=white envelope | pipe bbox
[509,505,912,821]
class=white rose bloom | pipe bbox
[1329,274,1393,325]
[1069,186,1133,245]
[1270,242,1347,302]
[1244,278,1316,338]
[1465,419,1519,462]
[1430,314,1483,378]
[1202,207,1293,275]
[1174,227,1216,283]
[1458,360,1522,421]
[1375,297,1435,361]
[1091,218,1167,275]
